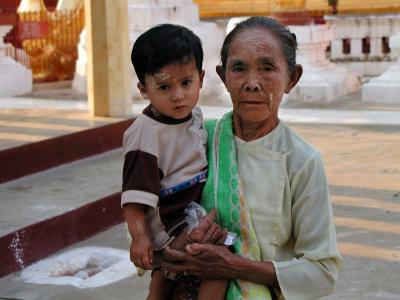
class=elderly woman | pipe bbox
[162,16,342,300]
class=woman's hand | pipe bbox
[169,208,228,252]
[187,208,228,245]
[162,243,280,288]
[162,243,235,280]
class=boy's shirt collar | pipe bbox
[143,105,192,124]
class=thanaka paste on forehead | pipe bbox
[146,76,157,89]
[230,28,281,64]
[155,71,170,81]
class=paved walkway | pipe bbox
[0,89,400,299]
[2,90,400,152]
[3,94,400,125]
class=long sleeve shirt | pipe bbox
[234,120,342,300]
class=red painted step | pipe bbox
[0,118,135,184]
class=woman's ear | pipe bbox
[137,82,149,99]
[285,64,303,94]
[216,65,226,85]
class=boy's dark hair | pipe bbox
[131,24,203,85]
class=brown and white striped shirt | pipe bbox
[121,105,208,241]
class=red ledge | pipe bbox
[0,118,135,184]
[0,192,125,278]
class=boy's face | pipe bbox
[137,58,205,119]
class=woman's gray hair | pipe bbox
[220,16,298,73]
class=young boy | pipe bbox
[122,24,228,300]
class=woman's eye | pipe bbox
[232,66,243,72]
[159,85,169,90]
[182,80,191,86]
[263,65,273,72]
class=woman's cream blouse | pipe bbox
[234,121,342,300]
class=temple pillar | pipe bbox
[0,26,32,97]
[362,31,400,104]
[84,0,132,116]
[73,0,228,106]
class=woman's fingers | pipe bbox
[163,244,232,279]
[216,228,228,245]
[161,247,188,274]
[162,246,187,262]
[201,222,218,243]
[162,246,195,274]
[169,227,192,251]
[186,243,205,255]
[189,208,225,244]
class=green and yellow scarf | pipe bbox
[201,111,272,300]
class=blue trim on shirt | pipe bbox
[160,170,208,197]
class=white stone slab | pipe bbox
[20,247,136,288]
[71,29,87,95]
[0,26,33,97]
[362,31,400,104]
[287,24,361,103]
[325,14,400,76]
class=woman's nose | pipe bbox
[245,72,261,91]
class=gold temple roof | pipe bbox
[193,0,400,18]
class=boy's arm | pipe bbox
[124,203,154,270]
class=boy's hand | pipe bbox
[124,203,154,270]
[130,234,154,270]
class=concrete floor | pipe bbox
[2,89,400,151]
[0,88,400,299]
[0,122,399,299]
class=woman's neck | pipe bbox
[233,114,280,142]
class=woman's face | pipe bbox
[218,27,299,128]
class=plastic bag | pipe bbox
[185,202,207,234]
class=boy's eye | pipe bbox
[159,85,169,90]
[182,80,191,86]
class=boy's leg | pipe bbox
[147,270,176,300]
[197,279,229,300]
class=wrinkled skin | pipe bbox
[217,27,302,142]
[152,209,227,268]
[162,243,234,280]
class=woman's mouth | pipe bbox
[241,100,265,105]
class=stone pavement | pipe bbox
[2,89,400,151]
[0,88,399,299]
